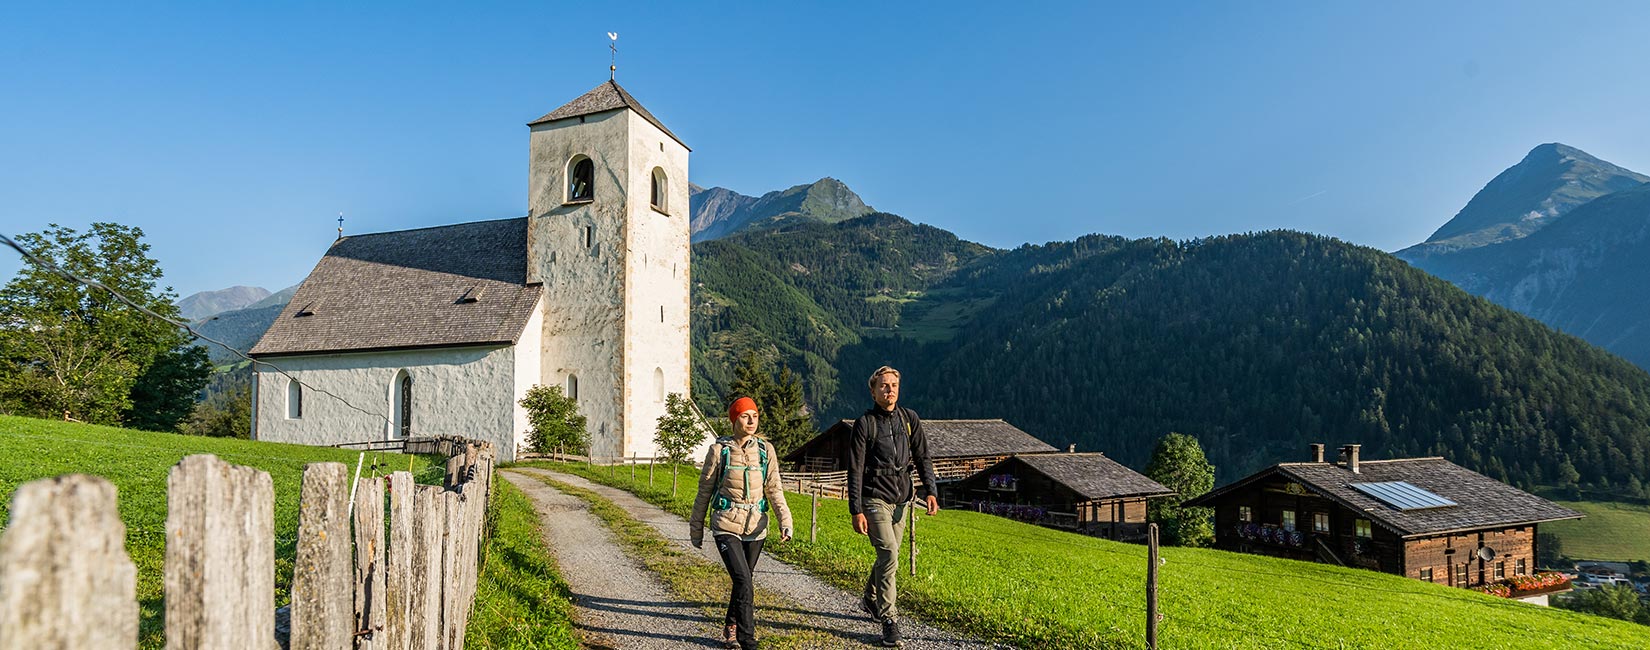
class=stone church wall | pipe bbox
[252,345,521,459]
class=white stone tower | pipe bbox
[525,81,691,459]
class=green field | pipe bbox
[0,415,445,649]
[1546,500,1650,562]
[521,460,1650,650]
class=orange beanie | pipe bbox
[727,396,758,421]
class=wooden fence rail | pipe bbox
[0,436,494,650]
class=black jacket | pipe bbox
[846,405,940,515]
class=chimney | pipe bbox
[1340,444,1361,474]
[1310,443,1325,463]
[1067,443,1076,453]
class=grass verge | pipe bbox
[0,415,444,649]
[511,469,834,649]
[518,460,1650,650]
[465,477,579,649]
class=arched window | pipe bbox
[286,379,302,419]
[650,167,668,213]
[653,367,665,402]
[566,374,579,401]
[391,370,412,439]
[567,156,594,202]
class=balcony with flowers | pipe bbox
[1472,571,1573,599]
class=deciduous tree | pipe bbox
[1146,432,1216,547]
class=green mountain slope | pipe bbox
[693,216,1650,496]
[1405,182,1650,370]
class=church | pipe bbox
[248,81,692,462]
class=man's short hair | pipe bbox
[868,366,900,390]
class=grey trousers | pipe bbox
[862,497,910,620]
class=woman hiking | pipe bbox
[689,396,795,650]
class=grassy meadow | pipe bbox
[1546,499,1650,562]
[465,477,580,649]
[0,415,445,648]
[520,460,1650,650]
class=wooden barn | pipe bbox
[782,418,1058,482]
[949,452,1175,541]
[1184,444,1583,599]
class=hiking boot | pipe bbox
[879,617,903,647]
[723,624,738,649]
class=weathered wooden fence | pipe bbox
[0,436,494,650]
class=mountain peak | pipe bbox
[1403,143,1648,257]
[689,177,875,242]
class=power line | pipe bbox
[0,230,391,427]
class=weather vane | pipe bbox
[608,32,618,80]
[337,212,344,240]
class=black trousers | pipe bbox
[714,534,766,648]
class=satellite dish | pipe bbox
[1477,547,1496,562]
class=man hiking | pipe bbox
[847,366,939,647]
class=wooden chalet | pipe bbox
[950,452,1175,541]
[782,418,1058,483]
[1185,444,1583,600]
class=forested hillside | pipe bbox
[692,215,1650,497]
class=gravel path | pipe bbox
[508,467,1006,649]
[502,471,720,649]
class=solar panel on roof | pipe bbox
[1349,481,1458,511]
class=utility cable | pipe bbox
[1,231,390,427]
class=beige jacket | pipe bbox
[689,435,794,545]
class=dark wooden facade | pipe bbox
[1186,446,1582,589]
[950,453,1173,541]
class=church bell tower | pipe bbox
[524,81,692,459]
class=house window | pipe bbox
[286,379,302,419]
[650,167,668,212]
[654,367,665,402]
[1238,506,1252,522]
[1420,568,1434,582]
[566,374,579,401]
[1313,512,1330,533]
[391,370,412,439]
[1281,510,1296,531]
[1495,562,1505,580]
[582,225,593,248]
[1455,563,1469,587]
[567,156,594,202]
[1516,559,1527,576]
[1355,518,1372,539]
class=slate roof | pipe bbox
[528,80,688,150]
[783,418,1058,463]
[249,217,542,357]
[922,419,1061,458]
[1184,457,1584,538]
[1010,453,1175,500]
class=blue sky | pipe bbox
[5,1,1650,298]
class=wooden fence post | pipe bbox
[408,486,444,650]
[439,491,463,649]
[649,456,655,487]
[908,501,916,577]
[631,452,637,484]
[165,454,275,650]
[354,476,386,649]
[290,462,352,650]
[0,474,137,650]
[385,472,414,650]
[1147,523,1159,650]
[810,485,819,543]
